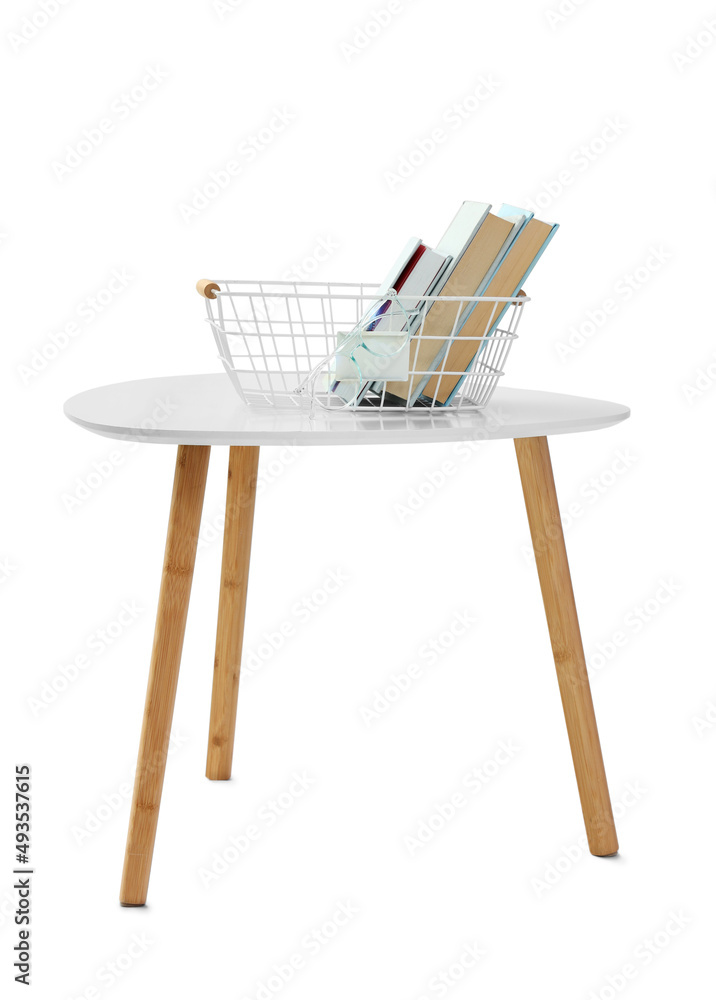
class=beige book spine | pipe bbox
[383,213,514,401]
[422,219,554,404]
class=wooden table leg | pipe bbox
[120,445,210,905]
[514,436,618,856]
[206,446,260,780]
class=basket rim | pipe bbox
[203,278,529,302]
[209,291,530,303]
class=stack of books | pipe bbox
[333,201,558,407]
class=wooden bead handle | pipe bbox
[196,279,220,299]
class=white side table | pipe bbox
[64,374,630,906]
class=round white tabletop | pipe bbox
[64,374,630,446]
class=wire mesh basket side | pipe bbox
[199,280,527,411]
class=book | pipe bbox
[497,203,534,224]
[361,240,427,332]
[332,243,449,403]
[381,211,519,403]
[420,217,559,405]
[368,243,436,334]
[377,238,423,295]
[370,200,492,398]
[482,203,533,283]
[365,238,424,330]
[435,200,492,259]
[330,239,423,400]
[413,202,532,400]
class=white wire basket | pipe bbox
[196,279,528,411]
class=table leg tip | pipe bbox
[590,846,619,858]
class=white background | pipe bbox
[2,0,715,996]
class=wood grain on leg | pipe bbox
[120,445,210,905]
[514,436,618,856]
[206,446,260,780]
